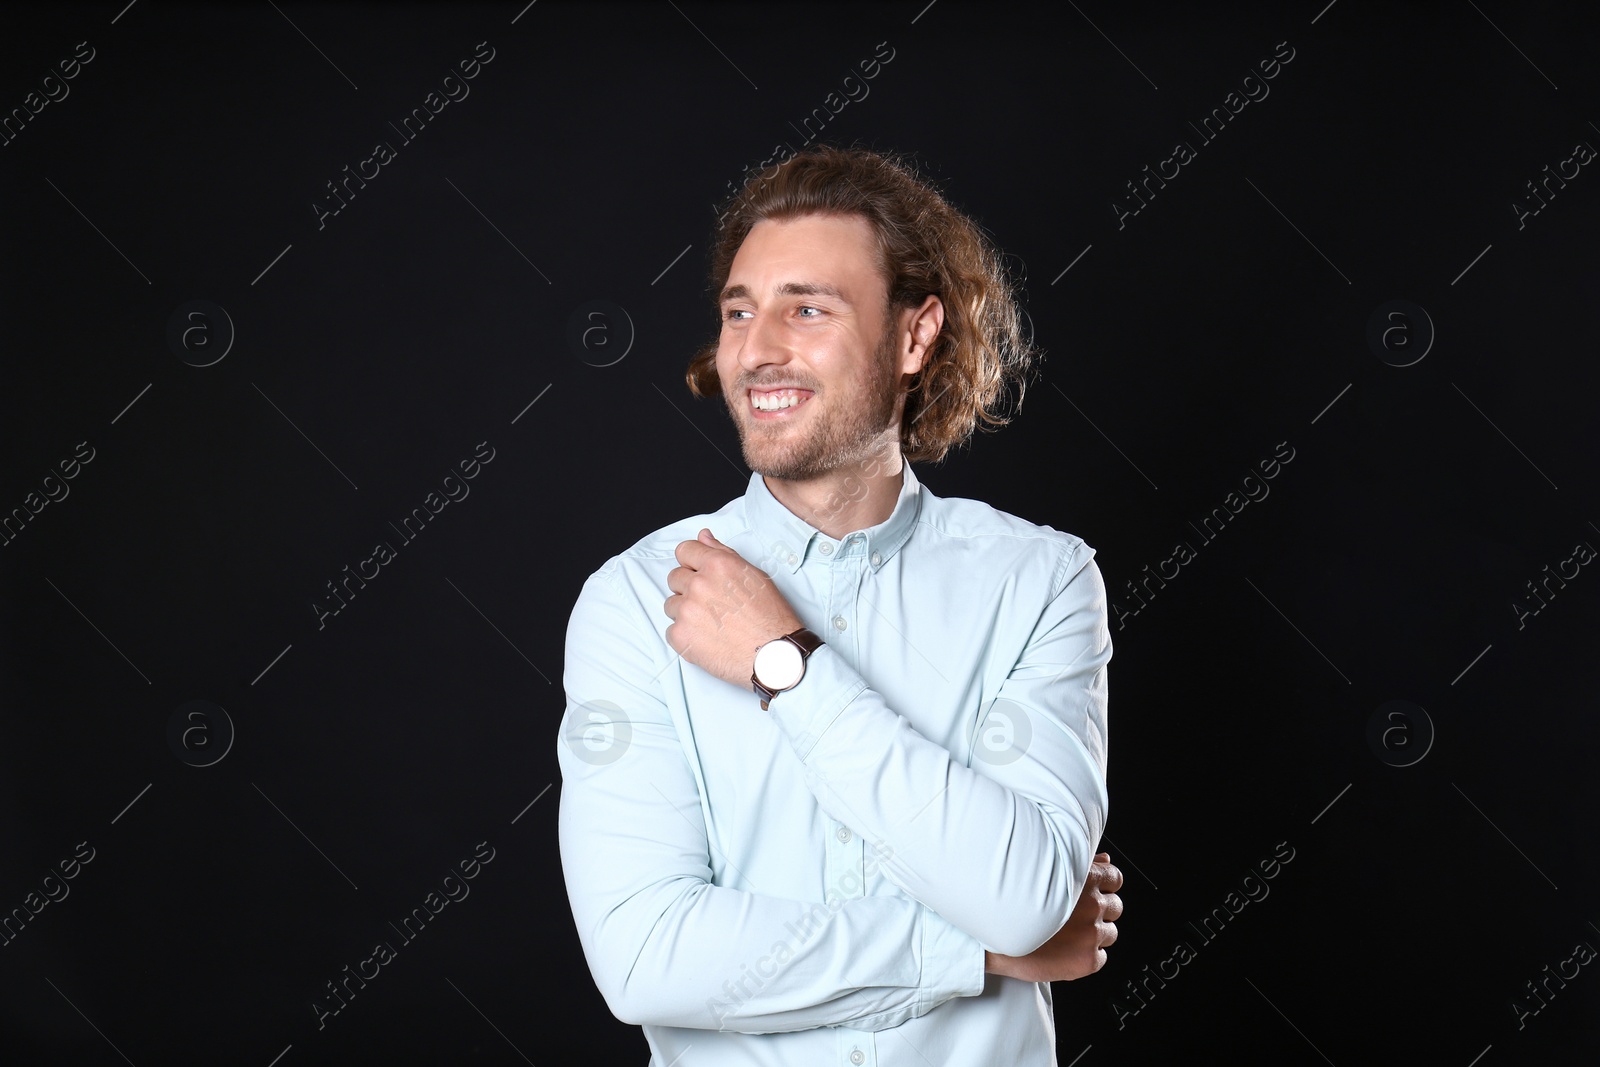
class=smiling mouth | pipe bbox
[748,388,814,417]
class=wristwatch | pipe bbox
[752,627,825,710]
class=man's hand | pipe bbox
[664,529,803,689]
[985,852,1123,982]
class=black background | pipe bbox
[3,0,1597,1063]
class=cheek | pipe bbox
[714,351,740,397]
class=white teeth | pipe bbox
[752,391,808,411]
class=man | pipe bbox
[557,144,1121,1065]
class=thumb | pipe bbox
[699,528,721,546]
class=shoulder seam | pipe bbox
[589,560,666,654]
[915,515,1086,552]
[612,510,757,564]
[1050,538,1078,598]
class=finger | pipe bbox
[1096,862,1124,893]
[1101,892,1124,923]
[675,538,707,569]
[1094,852,1110,863]
[1098,919,1118,950]
[1083,862,1117,893]
[666,567,687,596]
[663,593,679,620]
[1072,885,1098,918]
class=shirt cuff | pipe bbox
[765,642,868,762]
[918,906,987,1008]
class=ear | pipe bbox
[901,294,944,377]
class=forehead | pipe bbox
[723,213,885,300]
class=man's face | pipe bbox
[715,213,906,482]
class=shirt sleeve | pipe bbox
[556,563,987,1034]
[764,538,1111,959]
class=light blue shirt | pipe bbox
[557,460,1112,1065]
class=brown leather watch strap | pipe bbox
[785,627,825,657]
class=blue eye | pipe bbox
[725,306,822,321]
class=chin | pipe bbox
[744,446,815,480]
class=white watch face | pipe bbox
[754,638,804,691]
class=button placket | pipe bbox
[830,548,871,647]
[838,1012,876,1064]
[825,543,856,654]
[829,818,863,905]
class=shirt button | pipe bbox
[870,552,882,566]
[836,826,851,843]
[832,616,847,631]
[850,1051,865,1065]
[819,543,834,556]
[787,553,798,565]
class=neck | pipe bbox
[763,440,906,541]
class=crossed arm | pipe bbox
[555,537,1117,1033]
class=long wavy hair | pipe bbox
[684,144,1041,464]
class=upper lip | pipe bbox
[747,385,814,393]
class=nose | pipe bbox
[734,306,795,377]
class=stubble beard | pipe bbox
[729,326,902,482]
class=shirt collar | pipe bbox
[743,462,924,575]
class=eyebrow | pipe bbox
[718,281,849,306]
